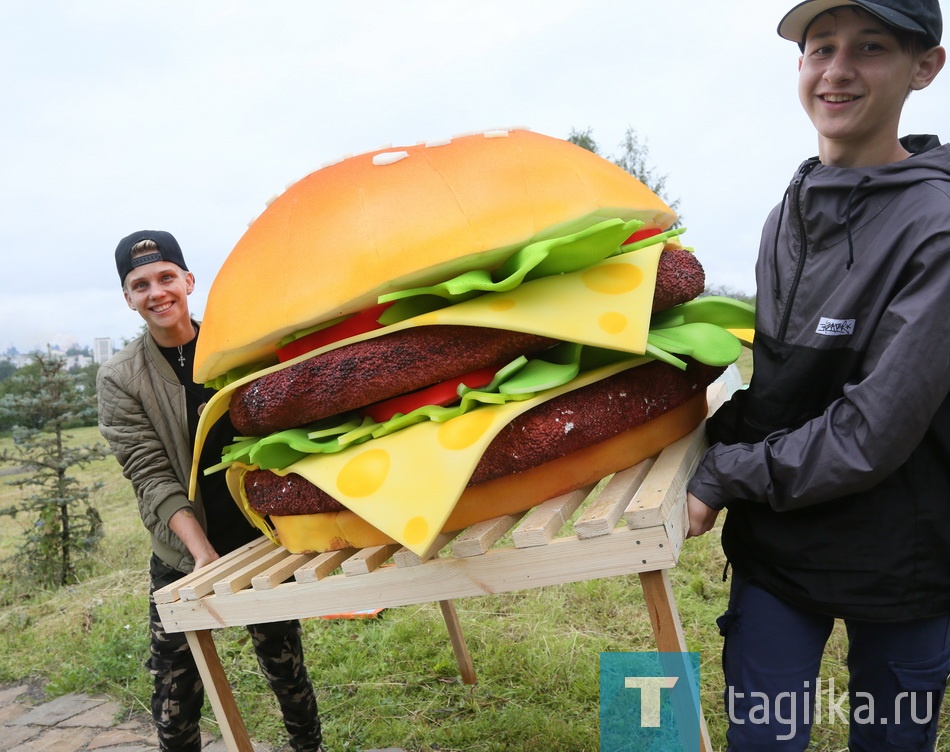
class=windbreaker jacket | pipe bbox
[688,136,950,621]
[97,324,207,573]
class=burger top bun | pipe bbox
[195,128,677,383]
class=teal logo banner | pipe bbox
[600,652,701,751]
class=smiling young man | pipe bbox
[97,231,324,752]
[685,1,950,750]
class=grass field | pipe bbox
[1,362,948,750]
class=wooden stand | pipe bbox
[155,383,727,751]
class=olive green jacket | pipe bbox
[96,324,206,573]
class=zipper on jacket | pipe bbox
[777,162,817,342]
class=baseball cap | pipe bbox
[115,230,189,285]
[778,0,942,49]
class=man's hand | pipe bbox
[192,549,220,571]
[687,492,720,538]
[169,507,219,570]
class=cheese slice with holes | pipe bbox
[237,357,648,554]
[414,244,659,352]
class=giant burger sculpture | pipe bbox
[190,128,753,556]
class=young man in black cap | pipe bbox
[98,231,324,752]
[686,1,949,749]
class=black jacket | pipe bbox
[688,136,950,621]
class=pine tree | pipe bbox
[0,353,107,587]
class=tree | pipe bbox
[568,125,681,217]
[566,126,600,155]
[0,361,99,432]
[0,353,107,587]
[704,284,756,307]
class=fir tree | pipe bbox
[0,353,107,587]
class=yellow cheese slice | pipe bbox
[728,328,755,345]
[269,357,648,555]
[414,244,660,352]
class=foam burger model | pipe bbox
[190,128,753,556]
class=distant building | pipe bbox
[0,352,34,369]
[60,353,93,369]
[93,338,114,365]
[0,348,94,370]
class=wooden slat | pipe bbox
[452,513,524,558]
[161,537,277,603]
[706,380,729,415]
[439,600,477,686]
[512,486,592,548]
[341,543,402,576]
[213,546,298,596]
[252,552,319,590]
[664,491,690,562]
[622,380,728,532]
[624,424,707,530]
[185,631,255,752]
[637,569,713,752]
[394,533,456,567]
[574,460,654,539]
[293,549,355,583]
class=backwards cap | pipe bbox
[115,230,189,285]
[778,0,942,49]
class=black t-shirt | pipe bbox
[158,333,259,555]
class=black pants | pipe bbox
[147,555,322,752]
[718,572,950,751]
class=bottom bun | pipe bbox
[266,391,707,553]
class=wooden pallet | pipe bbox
[155,381,727,752]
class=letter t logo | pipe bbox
[624,676,679,727]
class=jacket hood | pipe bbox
[770,135,950,292]
[801,135,949,190]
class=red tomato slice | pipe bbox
[277,302,394,362]
[362,365,500,423]
[623,227,662,246]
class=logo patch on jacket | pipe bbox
[816,317,855,336]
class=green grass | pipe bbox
[2,414,948,751]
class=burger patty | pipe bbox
[243,360,723,517]
[468,359,720,484]
[652,248,705,312]
[231,249,705,437]
[230,327,556,436]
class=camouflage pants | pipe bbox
[148,555,323,752]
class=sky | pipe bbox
[1,1,947,354]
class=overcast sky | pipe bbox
[1,1,947,353]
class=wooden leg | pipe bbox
[185,630,255,752]
[639,569,712,752]
[438,600,477,685]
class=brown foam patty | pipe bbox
[230,326,555,436]
[653,248,705,312]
